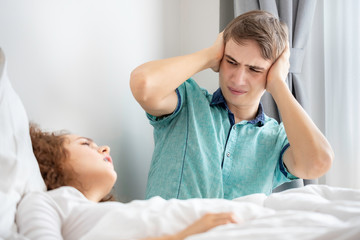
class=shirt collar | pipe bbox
[210,88,265,126]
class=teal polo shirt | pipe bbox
[145,78,297,200]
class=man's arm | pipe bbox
[266,43,334,180]
[130,33,224,117]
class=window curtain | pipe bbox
[323,0,360,189]
[221,0,318,191]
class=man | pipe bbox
[130,10,333,200]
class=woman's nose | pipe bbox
[99,145,110,154]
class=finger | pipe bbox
[211,212,238,223]
[207,212,233,218]
[211,218,237,227]
[283,41,290,58]
[214,218,237,225]
[215,216,237,224]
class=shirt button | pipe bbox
[233,125,236,130]
[226,152,230,157]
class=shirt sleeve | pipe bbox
[146,78,191,126]
[279,143,298,180]
[16,192,63,240]
[273,123,299,188]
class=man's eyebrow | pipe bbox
[225,54,265,70]
[225,54,238,63]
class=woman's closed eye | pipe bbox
[81,141,91,146]
[80,138,94,146]
[81,139,99,148]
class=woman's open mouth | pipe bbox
[103,155,113,164]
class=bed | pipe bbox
[1,48,360,240]
[81,185,360,240]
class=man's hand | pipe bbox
[266,42,290,94]
[208,32,225,72]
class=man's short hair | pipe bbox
[223,10,288,62]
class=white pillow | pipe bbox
[0,48,46,239]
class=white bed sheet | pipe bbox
[80,184,360,240]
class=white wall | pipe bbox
[180,0,220,93]
[0,0,219,201]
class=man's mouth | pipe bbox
[228,87,247,95]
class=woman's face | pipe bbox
[63,134,117,201]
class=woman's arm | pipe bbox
[143,212,237,240]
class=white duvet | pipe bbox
[80,184,360,240]
[16,184,360,240]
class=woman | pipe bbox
[16,124,237,240]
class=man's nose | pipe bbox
[234,67,246,85]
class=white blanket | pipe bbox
[80,184,360,240]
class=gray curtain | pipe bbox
[220,0,318,191]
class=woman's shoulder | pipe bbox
[47,186,88,201]
[16,189,64,238]
[18,186,90,218]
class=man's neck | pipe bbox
[228,103,259,124]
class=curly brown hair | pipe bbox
[29,123,115,202]
[30,123,71,190]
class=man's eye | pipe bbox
[250,67,260,73]
[227,60,237,65]
[81,142,90,146]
